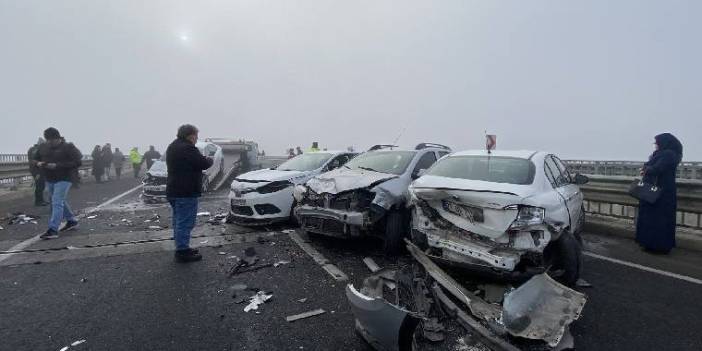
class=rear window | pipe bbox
[426,156,535,185]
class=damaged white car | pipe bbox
[228,151,356,225]
[294,143,451,255]
[142,141,224,203]
[409,150,589,286]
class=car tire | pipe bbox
[384,210,406,257]
[547,231,582,288]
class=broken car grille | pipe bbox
[231,205,254,216]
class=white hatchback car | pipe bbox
[228,151,356,225]
[409,150,589,286]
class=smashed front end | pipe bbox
[410,187,555,275]
[228,178,294,226]
[142,173,167,203]
[294,170,404,238]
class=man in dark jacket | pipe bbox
[166,124,213,262]
[102,143,113,181]
[143,145,162,170]
[28,138,48,206]
[31,128,83,239]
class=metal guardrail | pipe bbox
[566,160,702,180]
[0,154,94,185]
[580,175,702,230]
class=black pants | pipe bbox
[115,167,122,179]
[133,163,141,178]
[34,174,45,204]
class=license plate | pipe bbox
[442,200,484,223]
[144,185,166,192]
[231,198,246,206]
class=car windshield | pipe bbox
[344,151,416,175]
[277,153,333,171]
[427,156,535,185]
[149,161,167,173]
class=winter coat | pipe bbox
[635,133,683,252]
[32,141,83,183]
[28,144,40,176]
[129,149,142,164]
[102,148,113,167]
[91,149,104,176]
[165,138,213,198]
[113,151,125,168]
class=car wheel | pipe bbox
[289,200,299,225]
[546,232,582,288]
[384,210,407,257]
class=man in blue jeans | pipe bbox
[166,124,213,263]
[31,128,83,239]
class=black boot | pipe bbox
[175,248,202,263]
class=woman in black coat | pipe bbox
[91,145,104,184]
[635,133,683,254]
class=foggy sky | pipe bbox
[1,1,700,160]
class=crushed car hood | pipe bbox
[307,168,398,195]
[146,161,168,178]
[237,168,310,183]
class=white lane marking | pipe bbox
[584,251,702,285]
[287,230,349,281]
[0,184,143,263]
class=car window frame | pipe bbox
[551,155,572,185]
[544,156,560,188]
[412,151,438,176]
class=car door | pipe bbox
[547,155,583,231]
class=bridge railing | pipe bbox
[566,160,702,180]
[579,175,702,231]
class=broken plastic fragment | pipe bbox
[71,339,86,346]
[273,260,291,267]
[59,346,69,351]
[87,215,98,219]
[197,212,211,217]
[148,226,162,230]
[244,291,273,312]
[285,308,326,322]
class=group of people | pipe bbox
[89,145,162,183]
[286,142,320,158]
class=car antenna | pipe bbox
[391,127,407,148]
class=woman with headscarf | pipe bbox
[636,133,683,254]
[91,145,104,184]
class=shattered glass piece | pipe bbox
[501,273,586,347]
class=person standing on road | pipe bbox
[296,146,303,155]
[31,128,82,239]
[166,124,213,263]
[287,148,296,159]
[143,145,162,170]
[636,133,683,254]
[28,138,48,206]
[308,142,320,152]
[113,147,125,179]
[91,145,104,184]
[102,143,113,181]
[130,147,143,179]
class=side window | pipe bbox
[413,152,437,175]
[544,156,559,188]
[551,156,572,186]
[437,151,450,159]
[326,155,349,170]
[205,144,217,156]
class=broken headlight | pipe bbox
[509,206,545,229]
[293,185,308,202]
[257,180,293,194]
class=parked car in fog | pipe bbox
[228,150,356,225]
[409,150,589,286]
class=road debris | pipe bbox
[147,225,162,230]
[86,215,98,219]
[0,225,3,230]
[244,291,273,312]
[199,240,209,244]
[298,298,308,303]
[576,278,593,288]
[207,213,228,225]
[218,252,228,255]
[362,257,396,290]
[197,211,211,217]
[80,278,88,283]
[59,346,69,351]
[273,260,291,267]
[5,213,39,225]
[285,308,326,322]
[71,339,87,346]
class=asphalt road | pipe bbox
[1,179,701,351]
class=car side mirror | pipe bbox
[208,150,216,157]
[573,173,589,185]
[412,169,427,180]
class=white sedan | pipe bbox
[228,151,356,225]
[409,150,589,286]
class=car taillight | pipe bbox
[509,206,545,230]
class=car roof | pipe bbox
[305,150,355,155]
[451,150,542,159]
